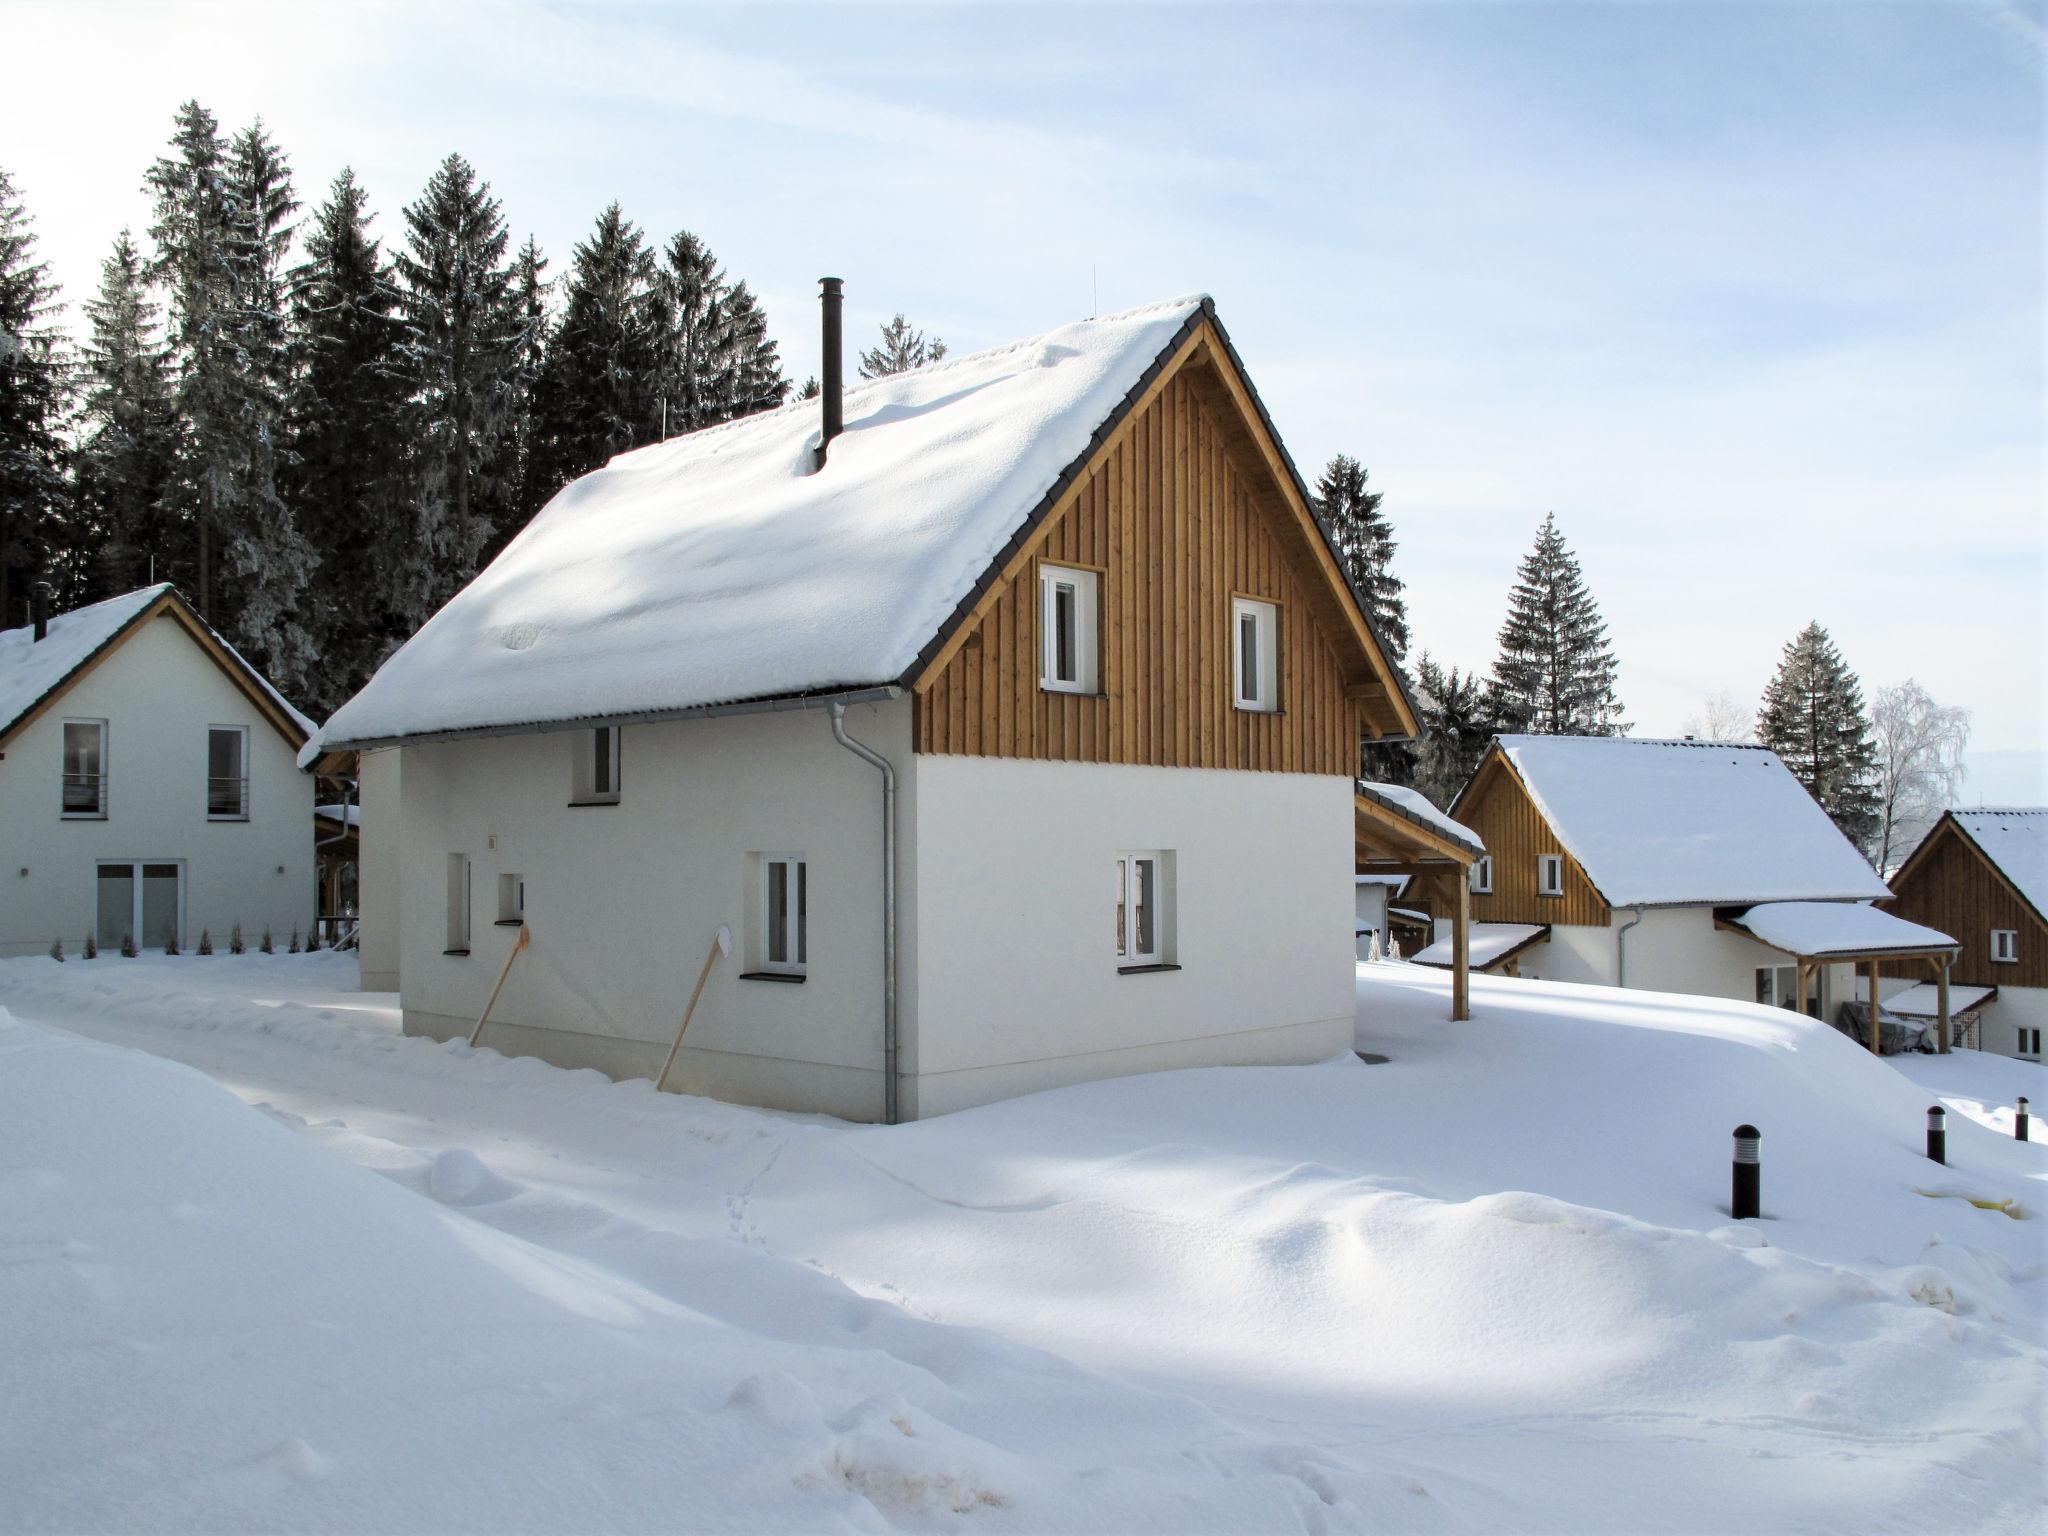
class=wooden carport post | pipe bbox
[1865,959,1882,1053]
[1933,956,1951,1054]
[1452,867,1471,1022]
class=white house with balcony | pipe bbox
[0,584,316,957]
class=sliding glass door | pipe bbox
[95,861,183,950]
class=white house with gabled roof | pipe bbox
[309,289,1419,1122]
[0,584,316,957]
[1432,735,1959,1040]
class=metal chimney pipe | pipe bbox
[815,276,843,471]
[31,581,50,642]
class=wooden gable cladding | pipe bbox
[1882,819,2048,989]
[1452,751,1611,927]
[912,359,1369,775]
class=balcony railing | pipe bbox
[207,775,249,820]
[62,772,106,817]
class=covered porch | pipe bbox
[1355,781,1485,1021]
[1719,901,1963,1053]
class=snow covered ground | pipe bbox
[2,952,2042,1533]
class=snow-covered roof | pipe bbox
[1729,901,1957,959]
[1948,809,2048,922]
[1356,780,1485,859]
[315,803,362,827]
[0,585,313,746]
[1413,922,1550,970]
[1480,736,1891,907]
[315,298,1232,751]
[1868,980,1998,1019]
[1355,874,1407,888]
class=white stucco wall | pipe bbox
[1980,985,2048,1060]
[356,748,402,991]
[391,699,912,1122]
[0,613,313,956]
[907,758,1355,1117]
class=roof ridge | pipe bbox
[1500,733,1771,752]
[1955,806,2048,816]
[599,294,1212,470]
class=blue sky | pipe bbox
[11,1,2043,792]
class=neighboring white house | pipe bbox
[0,584,316,957]
[1432,735,1958,1030]
[1879,808,2048,1059]
[308,292,1419,1121]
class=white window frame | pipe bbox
[206,724,250,821]
[572,726,622,805]
[61,718,108,819]
[1469,856,1493,894]
[446,854,472,953]
[1755,964,1799,1011]
[497,873,525,925]
[758,853,808,976]
[2019,1028,2042,1058]
[1232,597,1279,713]
[94,859,184,951]
[1038,563,1099,694]
[1116,850,1170,968]
[1536,854,1565,897]
[1990,928,2018,965]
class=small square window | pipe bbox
[1232,598,1279,712]
[758,854,808,975]
[1537,854,1564,897]
[445,854,471,953]
[497,873,525,925]
[62,719,107,818]
[1116,850,1174,968]
[2019,1028,2042,1058]
[1469,856,1493,894]
[572,726,622,804]
[1755,964,1799,1012]
[207,725,249,819]
[1039,564,1099,694]
[1991,928,2018,964]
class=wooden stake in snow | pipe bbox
[657,926,733,1095]
[468,926,530,1049]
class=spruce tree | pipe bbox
[145,101,235,621]
[217,119,314,691]
[1314,454,1407,662]
[1757,622,1880,852]
[285,169,412,713]
[652,229,727,436]
[524,203,660,501]
[0,166,72,626]
[74,230,179,600]
[1487,512,1627,736]
[712,280,786,420]
[505,236,551,521]
[858,312,946,377]
[394,153,522,613]
[1409,653,1500,808]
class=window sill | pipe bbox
[1117,962,1182,976]
[207,815,250,824]
[566,799,621,809]
[442,948,471,957]
[494,919,525,928]
[61,812,107,821]
[1231,703,1282,715]
[1039,683,1105,697]
[740,970,806,984]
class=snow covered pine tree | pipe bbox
[0,166,72,625]
[1757,621,1881,856]
[1488,512,1627,737]
[858,312,947,377]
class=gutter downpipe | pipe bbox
[829,700,898,1126]
[1616,904,1646,989]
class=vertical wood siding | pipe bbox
[913,367,1363,775]
[1455,755,1611,926]
[1882,823,2048,987]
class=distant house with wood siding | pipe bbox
[1881,809,2047,1059]
[1438,736,1958,1038]
[309,292,1416,1122]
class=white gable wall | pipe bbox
[0,614,313,956]
[356,748,402,991]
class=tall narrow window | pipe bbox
[1039,564,1099,693]
[207,726,249,819]
[62,720,106,817]
[1991,928,2018,964]
[760,855,808,975]
[1469,856,1493,894]
[1116,851,1173,969]
[1536,854,1564,897]
[1232,598,1278,712]
[446,854,472,954]
[572,726,623,805]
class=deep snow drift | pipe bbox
[1,952,2042,1533]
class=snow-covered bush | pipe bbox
[259,928,274,956]
[229,923,245,955]
[197,929,213,956]
[119,933,137,958]
[82,933,97,960]
[49,938,64,963]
